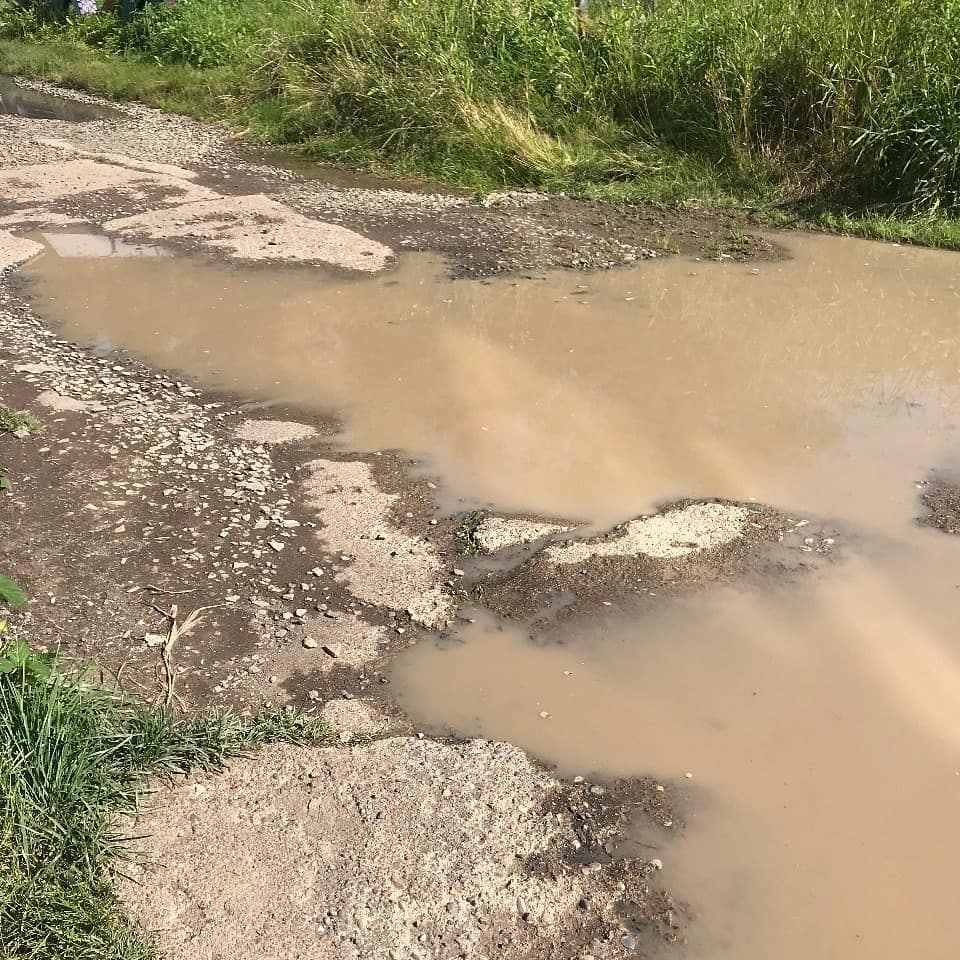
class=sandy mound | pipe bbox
[547,502,749,563]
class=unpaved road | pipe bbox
[3,78,960,960]
[0,77,761,960]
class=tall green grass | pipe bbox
[3,0,960,211]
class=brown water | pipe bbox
[18,233,960,528]
[0,77,118,122]
[392,536,960,959]
[17,231,960,958]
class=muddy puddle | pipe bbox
[0,77,118,122]
[394,533,960,958]
[17,232,960,527]
[16,230,960,958]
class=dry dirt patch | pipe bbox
[302,459,453,628]
[0,157,214,213]
[236,419,319,445]
[106,194,393,270]
[0,230,42,269]
[121,739,646,960]
[545,502,750,563]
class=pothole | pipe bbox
[0,76,120,122]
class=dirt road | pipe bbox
[3,78,960,960]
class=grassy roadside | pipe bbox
[2,0,960,248]
[0,630,333,960]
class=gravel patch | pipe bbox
[320,698,394,740]
[919,479,960,536]
[474,516,573,553]
[236,419,319,445]
[302,459,452,628]
[283,183,471,218]
[120,739,649,960]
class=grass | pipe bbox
[0,572,26,606]
[0,407,42,437]
[0,632,332,959]
[2,0,960,242]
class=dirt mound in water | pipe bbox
[921,480,960,536]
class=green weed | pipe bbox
[0,573,26,607]
[457,509,490,556]
[0,407,42,437]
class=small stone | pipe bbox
[303,637,318,649]
[649,858,663,870]
[621,934,638,951]
[269,540,285,552]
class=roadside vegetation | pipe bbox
[0,406,42,437]
[0,626,332,958]
[1,405,35,608]
[1,0,960,243]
